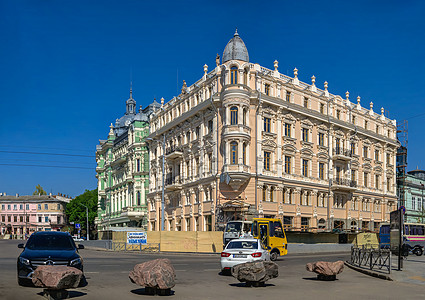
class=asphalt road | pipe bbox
[1,240,425,300]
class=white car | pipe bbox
[220,238,270,272]
[72,236,84,242]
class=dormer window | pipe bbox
[231,66,238,84]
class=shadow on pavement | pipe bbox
[36,291,87,298]
[131,288,175,296]
[228,283,275,288]
[302,277,339,281]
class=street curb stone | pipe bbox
[344,261,393,281]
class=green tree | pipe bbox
[66,189,98,238]
[33,184,47,195]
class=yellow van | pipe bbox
[251,218,288,260]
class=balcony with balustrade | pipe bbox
[165,145,183,160]
[332,148,353,161]
[165,175,182,191]
[330,178,357,192]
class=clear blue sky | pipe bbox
[1,0,424,197]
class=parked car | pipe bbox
[17,231,84,286]
[220,238,270,273]
[73,236,84,242]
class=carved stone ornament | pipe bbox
[296,205,301,216]
[313,207,317,217]
[198,204,202,215]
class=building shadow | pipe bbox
[36,291,87,298]
[228,282,275,288]
[302,276,339,281]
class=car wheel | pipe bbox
[270,251,278,261]
[413,247,423,256]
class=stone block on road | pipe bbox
[32,265,83,289]
[129,258,176,290]
[306,261,344,280]
[231,261,278,286]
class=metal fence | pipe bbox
[111,242,160,252]
[350,245,392,274]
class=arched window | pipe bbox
[231,66,238,84]
[230,141,238,165]
[230,106,238,125]
[243,108,247,125]
[137,191,141,206]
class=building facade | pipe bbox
[0,194,70,237]
[95,89,160,231]
[399,169,425,223]
[146,30,399,233]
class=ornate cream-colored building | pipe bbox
[146,30,398,233]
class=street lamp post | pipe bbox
[79,203,89,240]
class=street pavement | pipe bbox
[1,239,425,299]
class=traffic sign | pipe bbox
[75,223,81,229]
[399,206,406,214]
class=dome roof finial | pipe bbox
[222,30,249,63]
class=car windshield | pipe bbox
[226,241,258,249]
[225,222,242,232]
[25,235,75,250]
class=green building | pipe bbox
[95,89,160,232]
[400,169,425,224]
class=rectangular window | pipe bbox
[364,120,368,130]
[386,153,390,165]
[375,150,379,161]
[57,204,61,210]
[262,186,267,201]
[320,103,324,114]
[284,123,291,137]
[8,215,11,222]
[14,216,17,222]
[352,115,356,125]
[302,128,308,142]
[26,204,29,210]
[286,91,291,102]
[136,159,140,172]
[13,205,17,210]
[376,125,379,134]
[364,172,368,187]
[302,159,308,177]
[301,217,309,231]
[20,204,23,210]
[412,197,416,210]
[208,120,213,134]
[318,133,324,146]
[264,117,271,132]
[387,178,391,192]
[20,216,23,222]
[319,162,324,180]
[264,152,271,171]
[264,84,270,95]
[363,146,368,158]
[1,205,4,210]
[336,110,340,120]
[45,216,49,223]
[283,216,293,229]
[44,204,48,210]
[1,215,4,222]
[303,97,308,108]
[285,156,291,174]
[352,170,356,184]
[38,216,42,223]
[375,175,380,189]
[7,205,10,210]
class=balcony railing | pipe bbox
[331,178,357,190]
[333,148,353,159]
[165,146,183,159]
[165,175,182,190]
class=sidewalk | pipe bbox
[346,254,425,285]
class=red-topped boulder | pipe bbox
[32,266,83,289]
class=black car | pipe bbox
[17,231,84,286]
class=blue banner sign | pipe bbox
[127,232,147,244]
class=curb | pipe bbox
[344,261,393,281]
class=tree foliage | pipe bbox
[66,189,98,233]
[33,184,47,195]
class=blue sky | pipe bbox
[1,0,424,197]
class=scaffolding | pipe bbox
[396,120,408,208]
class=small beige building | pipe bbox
[146,30,398,233]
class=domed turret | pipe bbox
[222,29,249,63]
